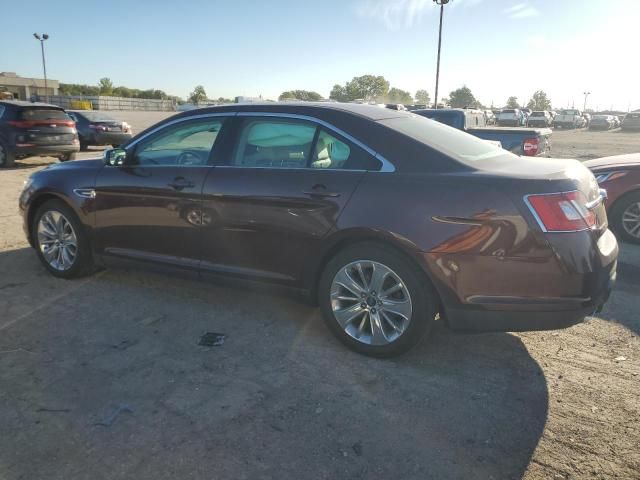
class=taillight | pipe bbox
[523,137,539,156]
[525,191,597,232]
[7,120,75,128]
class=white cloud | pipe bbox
[355,0,432,30]
[503,2,540,19]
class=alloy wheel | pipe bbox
[330,260,413,346]
[37,210,78,271]
[622,202,640,239]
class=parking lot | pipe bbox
[1,113,639,479]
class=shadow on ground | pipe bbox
[0,247,548,479]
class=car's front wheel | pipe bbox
[611,191,640,245]
[32,199,95,278]
[59,152,77,162]
[319,243,439,357]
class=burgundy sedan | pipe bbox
[585,153,640,244]
[19,103,617,357]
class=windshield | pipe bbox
[531,112,545,117]
[560,110,579,115]
[18,108,69,121]
[77,111,117,122]
[379,114,514,165]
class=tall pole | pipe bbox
[40,40,48,101]
[433,1,447,109]
[583,91,591,112]
[33,33,49,102]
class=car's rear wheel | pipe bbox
[0,141,15,168]
[59,152,77,162]
[318,243,438,357]
[33,200,95,278]
[611,191,640,245]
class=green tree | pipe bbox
[278,90,323,101]
[414,89,430,105]
[98,77,114,96]
[448,85,478,108]
[386,87,413,104]
[506,96,520,108]
[526,90,552,111]
[188,85,207,105]
[329,84,349,102]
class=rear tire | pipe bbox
[0,141,15,168]
[610,191,640,245]
[318,243,439,357]
[59,152,77,162]
[32,199,96,278]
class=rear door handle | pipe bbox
[168,178,195,190]
[303,184,341,198]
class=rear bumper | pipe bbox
[88,132,132,146]
[14,144,79,157]
[433,228,618,332]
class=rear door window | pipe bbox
[310,129,380,171]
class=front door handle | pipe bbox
[303,184,341,198]
[168,177,195,190]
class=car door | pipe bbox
[200,114,381,284]
[93,115,230,270]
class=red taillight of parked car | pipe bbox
[522,137,539,156]
[8,119,75,128]
[525,191,597,232]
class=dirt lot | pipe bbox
[1,114,639,479]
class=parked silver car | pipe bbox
[527,111,552,127]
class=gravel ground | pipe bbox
[0,113,639,479]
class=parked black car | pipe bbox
[67,110,133,150]
[0,100,79,167]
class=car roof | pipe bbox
[0,100,63,109]
[178,102,408,121]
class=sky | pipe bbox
[1,0,639,110]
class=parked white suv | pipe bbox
[553,109,586,129]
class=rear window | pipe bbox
[559,110,579,115]
[77,111,117,122]
[531,111,546,117]
[501,109,516,113]
[18,108,69,121]
[379,115,516,166]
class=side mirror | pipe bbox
[103,147,127,166]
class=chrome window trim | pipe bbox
[124,110,395,173]
[236,111,395,172]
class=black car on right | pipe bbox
[67,110,133,150]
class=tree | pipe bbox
[448,85,478,108]
[386,87,413,104]
[329,75,390,103]
[98,77,113,96]
[526,90,552,111]
[278,90,323,101]
[329,84,349,102]
[189,85,207,105]
[414,89,430,105]
[506,96,520,108]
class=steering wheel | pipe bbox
[176,150,203,166]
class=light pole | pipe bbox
[583,91,591,112]
[433,0,449,109]
[33,33,49,101]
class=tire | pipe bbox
[60,152,77,162]
[0,141,15,168]
[318,242,439,357]
[32,199,96,278]
[610,191,640,245]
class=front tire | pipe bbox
[610,191,640,245]
[32,199,95,278]
[318,243,439,357]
